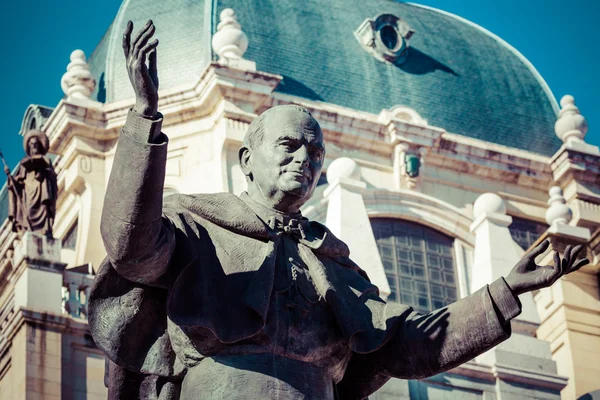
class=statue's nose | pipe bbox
[295,146,309,167]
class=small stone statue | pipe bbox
[89,20,589,400]
[2,130,58,238]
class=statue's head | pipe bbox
[23,130,49,157]
[239,105,325,213]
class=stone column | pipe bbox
[533,187,597,400]
[324,157,391,299]
[550,95,600,229]
[470,193,567,399]
[537,95,600,399]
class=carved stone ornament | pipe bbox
[211,8,249,61]
[355,13,415,63]
[61,49,96,100]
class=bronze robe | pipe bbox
[89,111,522,399]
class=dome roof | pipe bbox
[88,0,562,156]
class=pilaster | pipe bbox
[469,193,566,398]
[6,232,67,399]
[324,157,391,298]
[533,226,598,399]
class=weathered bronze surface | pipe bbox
[88,21,589,400]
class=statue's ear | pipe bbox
[239,146,252,178]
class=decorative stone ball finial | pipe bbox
[327,157,361,185]
[61,50,96,100]
[211,8,249,61]
[473,193,506,219]
[545,186,572,227]
[555,95,588,144]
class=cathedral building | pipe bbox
[0,1,598,399]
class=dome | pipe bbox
[88,0,562,156]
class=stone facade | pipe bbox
[0,4,599,400]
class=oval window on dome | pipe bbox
[355,13,413,64]
[379,24,400,51]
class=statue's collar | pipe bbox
[167,192,349,256]
[239,192,303,228]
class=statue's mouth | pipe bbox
[287,170,311,181]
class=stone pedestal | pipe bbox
[13,232,66,315]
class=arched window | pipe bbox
[371,218,458,313]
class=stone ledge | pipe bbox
[492,363,568,391]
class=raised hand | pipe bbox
[505,240,589,296]
[123,20,160,117]
[3,166,10,175]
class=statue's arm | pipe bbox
[375,277,520,380]
[4,165,22,191]
[336,278,520,399]
[100,111,175,283]
[100,110,175,284]
[378,241,586,379]
[337,242,588,397]
[99,20,174,284]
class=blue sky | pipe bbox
[0,0,598,170]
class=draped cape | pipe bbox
[88,192,413,397]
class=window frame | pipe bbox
[371,217,461,313]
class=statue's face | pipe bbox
[28,137,42,156]
[247,110,325,211]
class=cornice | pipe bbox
[39,62,557,200]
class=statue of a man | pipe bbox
[4,129,57,238]
[89,21,589,400]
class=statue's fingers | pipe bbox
[570,245,584,267]
[139,39,159,67]
[528,239,550,259]
[562,245,572,273]
[570,258,590,273]
[133,23,155,60]
[122,21,133,59]
[131,19,152,49]
[553,251,561,272]
[148,46,159,88]
[548,251,562,281]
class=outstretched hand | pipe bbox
[123,20,160,117]
[505,240,589,296]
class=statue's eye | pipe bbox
[280,142,296,150]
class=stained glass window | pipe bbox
[371,218,458,314]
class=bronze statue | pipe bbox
[88,20,589,400]
[3,130,57,238]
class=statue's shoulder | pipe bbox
[162,192,269,239]
[162,191,245,217]
[19,155,52,170]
